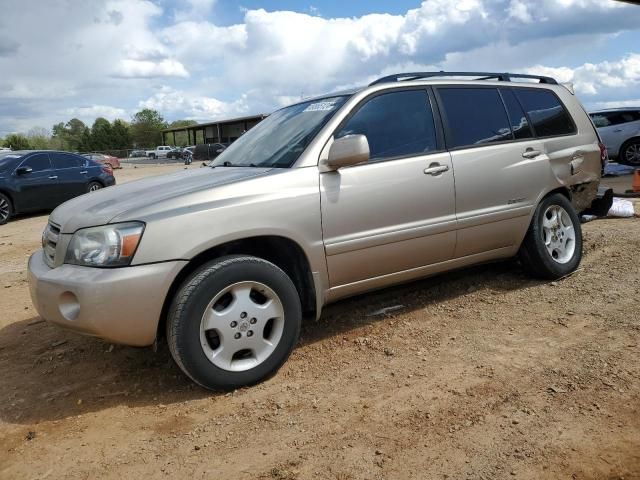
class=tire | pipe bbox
[0,193,13,225]
[87,181,102,193]
[150,153,156,160]
[167,255,302,391]
[618,138,640,166]
[518,193,582,280]
[105,163,113,169]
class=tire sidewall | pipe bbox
[0,193,12,225]
[619,139,640,166]
[169,257,302,390]
[529,194,582,278]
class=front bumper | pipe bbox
[28,250,187,346]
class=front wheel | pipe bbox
[167,255,302,390]
[0,193,13,225]
[518,193,582,279]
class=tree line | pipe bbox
[1,109,197,152]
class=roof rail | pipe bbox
[369,71,558,86]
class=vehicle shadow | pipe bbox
[0,259,541,425]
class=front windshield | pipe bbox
[211,95,350,168]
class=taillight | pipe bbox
[598,141,608,167]
[102,164,113,175]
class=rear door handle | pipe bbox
[423,163,449,176]
[522,149,542,159]
[613,129,623,132]
[79,171,88,174]
[48,175,58,180]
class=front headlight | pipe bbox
[64,222,145,267]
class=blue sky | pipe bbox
[0,0,639,135]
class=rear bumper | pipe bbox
[28,250,187,346]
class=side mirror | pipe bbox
[325,134,370,171]
[16,166,32,175]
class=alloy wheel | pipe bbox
[199,281,285,372]
[541,205,576,264]
[0,197,9,223]
[623,142,640,165]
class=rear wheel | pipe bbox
[618,139,640,166]
[519,193,582,279]
[0,193,12,225]
[87,181,102,192]
[167,255,302,390]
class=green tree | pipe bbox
[2,133,31,150]
[27,127,53,150]
[52,118,87,151]
[89,118,113,151]
[78,127,93,152]
[130,109,167,147]
[111,119,131,149]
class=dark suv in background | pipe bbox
[0,150,115,224]
[193,143,227,162]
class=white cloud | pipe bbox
[525,53,640,96]
[115,59,189,78]
[139,87,248,121]
[62,105,129,122]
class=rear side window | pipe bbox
[51,153,83,169]
[336,89,438,161]
[591,110,640,127]
[514,89,575,137]
[500,88,533,140]
[20,153,51,172]
[438,87,512,148]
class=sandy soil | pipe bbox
[0,166,639,480]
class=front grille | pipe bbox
[43,221,60,268]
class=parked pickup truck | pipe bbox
[146,146,173,159]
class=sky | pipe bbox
[0,0,639,135]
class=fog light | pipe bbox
[59,291,80,321]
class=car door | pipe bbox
[438,86,577,258]
[50,152,89,202]
[13,153,60,212]
[320,88,456,288]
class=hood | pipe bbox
[51,166,272,233]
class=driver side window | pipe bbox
[335,89,438,162]
[20,153,52,172]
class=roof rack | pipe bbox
[369,71,558,86]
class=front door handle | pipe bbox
[613,129,623,132]
[79,170,88,174]
[48,175,58,180]
[522,149,542,159]
[423,163,449,176]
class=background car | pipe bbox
[193,143,226,162]
[82,153,122,169]
[129,149,147,158]
[589,108,640,166]
[166,147,185,159]
[0,150,115,224]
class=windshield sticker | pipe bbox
[303,101,337,112]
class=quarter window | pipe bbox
[500,88,533,140]
[438,87,512,148]
[514,89,575,137]
[20,153,51,172]
[336,89,438,161]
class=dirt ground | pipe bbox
[1,165,639,480]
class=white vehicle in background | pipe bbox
[0,147,11,152]
[589,108,640,166]
[145,146,173,159]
